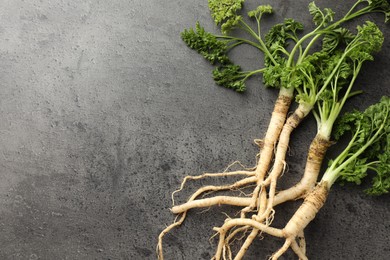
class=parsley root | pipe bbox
[158,1,390,259]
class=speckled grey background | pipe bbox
[0,0,388,259]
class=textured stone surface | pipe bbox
[0,0,389,259]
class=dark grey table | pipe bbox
[0,0,388,259]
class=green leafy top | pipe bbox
[346,21,384,62]
[308,2,335,27]
[293,51,346,105]
[181,22,266,92]
[322,97,390,195]
[181,22,231,65]
[311,22,384,141]
[270,20,381,104]
[181,0,387,94]
[322,27,355,53]
[248,5,273,19]
[265,19,303,53]
[261,19,303,88]
[211,65,265,92]
[208,0,244,34]
[212,65,246,92]
[262,61,286,88]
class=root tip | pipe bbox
[254,139,264,148]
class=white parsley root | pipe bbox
[157,1,389,259]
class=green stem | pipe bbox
[217,35,264,51]
[286,31,317,67]
[229,68,267,81]
[256,16,262,39]
[297,34,322,64]
[288,2,377,68]
[227,41,245,49]
[336,63,363,114]
[317,62,363,139]
[323,124,361,180]
[366,161,380,171]
[276,47,291,57]
[323,109,388,187]
[315,38,364,101]
[327,5,372,31]
[347,90,363,99]
[333,127,383,182]
[343,6,373,22]
[245,68,266,75]
[238,21,277,65]
[344,0,363,18]
[315,57,346,100]
[239,68,267,81]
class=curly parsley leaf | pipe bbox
[322,27,355,53]
[265,19,303,52]
[212,65,246,92]
[208,0,244,34]
[181,22,231,65]
[329,97,390,195]
[308,2,335,27]
[247,5,273,19]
